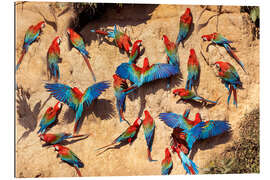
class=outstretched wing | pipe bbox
[199,120,231,140]
[81,81,110,106]
[142,63,179,84]
[183,122,204,149]
[159,113,192,130]
[44,83,79,111]
[115,63,141,84]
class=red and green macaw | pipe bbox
[16,21,45,71]
[53,144,84,177]
[142,110,156,162]
[202,32,246,73]
[186,49,200,90]
[214,61,242,107]
[176,8,192,47]
[39,133,87,145]
[67,28,96,82]
[160,110,231,142]
[47,36,61,81]
[170,143,198,175]
[37,102,62,134]
[113,74,136,124]
[162,35,179,67]
[128,40,142,64]
[44,81,110,134]
[162,35,180,88]
[172,88,217,104]
[91,24,132,54]
[161,148,173,175]
[96,118,142,151]
[116,57,179,92]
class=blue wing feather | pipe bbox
[199,120,231,139]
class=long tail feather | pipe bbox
[16,50,26,71]
[96,142,115,151]
[74,166,82,177]
[227,85,233,105]
[233,88,237,107]
[224,44,246,73]
[147,149,157,162]
[83,55,96,82]
[91,29,109,36]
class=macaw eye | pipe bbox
[41,23,45,28]
[137,119,142,124]
[215,64,220,70]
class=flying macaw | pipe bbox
[161,148,173,175]
[214,61,242,107]
[96,118,142,151]
[186,49,200,90]
[162,35,180,67]
[160,111,231,141]
[53,144,84,177]
[176,8,193,47]
[37,102,62,134]
[128,40,142,64]
[44,81,110,134]
[142,110,156,162]
[113,74,136,124]
[91,25,132,54]
[47,36,61,81]
[159,112,204,149]
[39,133,87,145]
[172,88,217,104]
[16,21,45,71]
[170,143,198,175]
[202,32,246,73]
[116,57,179,92]
[67,28,96,82]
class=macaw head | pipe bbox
[214,61,222,71]
[67,28,73,37]
[130,40,142,53]
[202,33,217,41]
[144,110,150,117]
[112,74,120,80]
[53,101,62,112]
[56,36,62,45]
[194,113,202,125]
[39,134,47,141]
[71,87,83,99]
[162,35,170,45]
[45,106,54,114]
[37,21,46,29]
[185,8,191,15]
[142,57,150,70]
[190,48,195,55]
[172,88,188,97]
[165,147,171,158]
[53,144,66,152]
[133,117,142,127]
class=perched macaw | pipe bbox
[170,143,198,175]
[160,111,231,141]
[161,148,173,175]
[176,8,193,47]
[116,57,179,92]
[186,49,200,90]
[159,112,204,149]
[113,74,136,124]
[67,28,96,82]
[128,40,142,64]
[202,32,246,73]
[162,35,180,67]
[142,110,156,161]
[162,35,180,88]
[37,102,62,134]
[47,36,61,81]
[53,144,84,177]
[173,88,217,104]
[91,25,132,54]
[96,118,142,151]
[214,61,242,107]
[16,21,45,71]
[44,81,110,134]
[39,133,86,145]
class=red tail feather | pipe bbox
[233,88,237,106]
[188,166,195,175]
[16,49,26,70]
[74,166,82,177]
[83,55,96,82]
[95,30,109,36]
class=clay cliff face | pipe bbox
[16,2,259,177]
